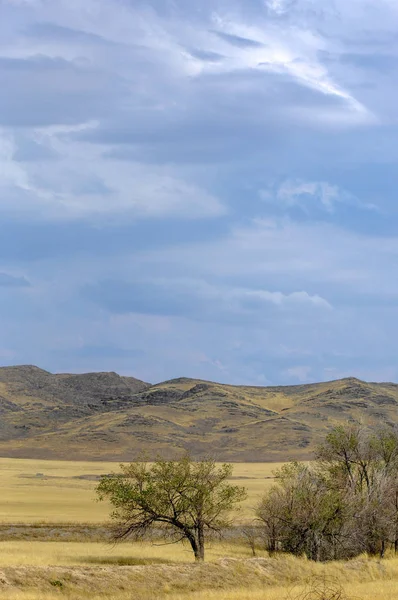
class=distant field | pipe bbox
[0,458,282,524]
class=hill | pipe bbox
[0,366,398,461]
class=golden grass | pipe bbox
[0,585,395,600]
[0,540,261,566]
[0,551,396,599]
[7,457,398,600]
[160,581,398,600]
[0,457,282,523]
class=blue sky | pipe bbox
[1,0,398,385]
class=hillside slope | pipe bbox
[0,366,397,461]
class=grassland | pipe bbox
[0,549,397,599]
[2,457,398,600]
[0,457,281,523]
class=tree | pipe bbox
[255,486,285,554]
[257,424,398,561]
[256,463,346,561]
[96,455,247,561]
[316,424,398,493]
[241,523,260,557]
[316,424,398,557]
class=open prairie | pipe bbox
[0,459,398,599]
[0,458,398,600]
[0,457,282,523]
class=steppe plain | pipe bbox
[2,366,398,598]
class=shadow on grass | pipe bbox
[79,556,174,566]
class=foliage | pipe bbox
[97,455,247,561]
[257,424,398,561]
[257,463,346,561]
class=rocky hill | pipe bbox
[0,365,398,461]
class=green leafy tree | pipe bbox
[97,455,247,561]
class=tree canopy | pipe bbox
[257,424,398,561]
[97,455,247,561]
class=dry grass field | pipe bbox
[2,457,398,599]
[0,550,396,599]
[0,457,281,523]
[0,539,262,566]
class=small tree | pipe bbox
[97,455,247,561]
[257,463,346,561]
[256,486,285,554]
[241,523,260,556]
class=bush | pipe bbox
[286,575,353,600]
[257,424,398,561]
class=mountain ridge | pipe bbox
[0,365,397,461]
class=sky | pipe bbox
[1,0,398,385]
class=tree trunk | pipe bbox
[180,526,205,562]
[268,525,277,555]
[197,524,205,561]
[187,532,201,561]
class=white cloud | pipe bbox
[0,132,30,189]
[0,0,385,226]
[259,179,378,213]
[280,180,338,209]
[236,288,332,309]
[2,0,398,388]
[273,180,340,212]
[205,9,372,124]
[150,277,331,310]
[0,0,373,126]
[133,217,398,298]
[265,0,292,15]
[0,129,225,221]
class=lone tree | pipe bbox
[97,455,247,561]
